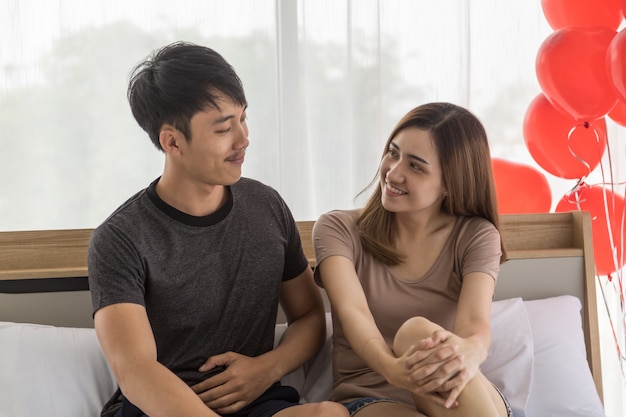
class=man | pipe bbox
[88,41,347,417]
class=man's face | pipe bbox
[176,96,249,187]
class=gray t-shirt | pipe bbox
[313,209,501,405]
[88,177,308,416]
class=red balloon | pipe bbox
[541,0,624,30]
[556,184,626,276]
[536,26,618,121]
[607,28,626,103]
[492,158,552,214]
[523,93,607,179]
[609,98,626,127]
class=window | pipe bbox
[8,0,623,230]
[1,1,624,413]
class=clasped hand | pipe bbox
[389,330,482,409]
[191,352,273,414]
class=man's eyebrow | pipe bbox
[212,114,235,125]
[390,141,430,165]
[212,106,247,126]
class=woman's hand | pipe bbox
[385,331,458,393]
[405,330,486,408]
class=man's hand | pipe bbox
[190,352,275,414]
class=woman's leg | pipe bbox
[392,317,508,417]
[275,401,350,417]
[352,401,427,417]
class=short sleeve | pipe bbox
[88,224,146,314]
[458,218,501,281]
[278,195,310,281]
[312,210,359,286]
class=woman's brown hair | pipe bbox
[356,102,506,264]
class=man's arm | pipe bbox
[95,303,218,417]
[270,265,327,375]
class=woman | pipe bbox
[313,103,511,417]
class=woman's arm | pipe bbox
[318,255,427,389]
[412,271,496,406]
[453,271,496,364]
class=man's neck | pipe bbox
[155,174,229,217]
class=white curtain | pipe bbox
[1,0,624,414]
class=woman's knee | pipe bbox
[393,317,442,355]
[311,401,350,417]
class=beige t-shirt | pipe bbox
[313,209,501,405]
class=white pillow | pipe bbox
[482,297,534,417]
[524,295,606,417]
[0,321,117,417]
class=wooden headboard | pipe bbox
[0,211,601,397]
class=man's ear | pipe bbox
[159,125,183,154]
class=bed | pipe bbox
[0,211,607,417]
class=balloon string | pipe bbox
[564,121,626,377]
[598,275,626,382]
[592,121,624,293]
[570,121,626,381]
[598,125,626,376]
[566,121,593,177]
[565,180,626,370]
[602,123,626,383]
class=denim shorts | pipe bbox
[342,397,399,416]
[343,390,512,417]
[493,384,513,417]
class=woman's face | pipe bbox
[379,127,447,215]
